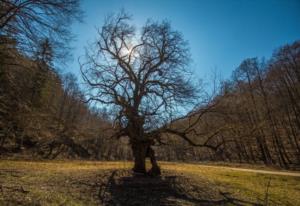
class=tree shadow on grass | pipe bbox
[97,170,262,206]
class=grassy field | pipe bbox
[0,160,299,206]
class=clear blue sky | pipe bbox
[69,0,300,83]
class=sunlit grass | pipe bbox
[160,162,300,205]
[0,160,132,171]
[0,160,299,205]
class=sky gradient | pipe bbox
[69,0,300,83]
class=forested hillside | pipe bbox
[155,41,300,169]
[0,38,126,159]
[0,0,128,160]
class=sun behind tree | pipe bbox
[80,11,199,176]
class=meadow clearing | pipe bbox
[0,160,299,206]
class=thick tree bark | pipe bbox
[131,141,161,176]
[131,142,148,174]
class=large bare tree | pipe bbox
[81,11,221,175]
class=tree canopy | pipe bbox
[81,11,202,175]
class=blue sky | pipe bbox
[69,0,300,83]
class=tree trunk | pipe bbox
[131,142,148,174]
[131,141,161,176]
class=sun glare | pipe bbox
[121,39,139,58]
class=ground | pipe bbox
[0,160,299,206]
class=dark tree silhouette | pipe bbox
[80,11,222,175]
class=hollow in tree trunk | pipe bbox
[147,146,161,176]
